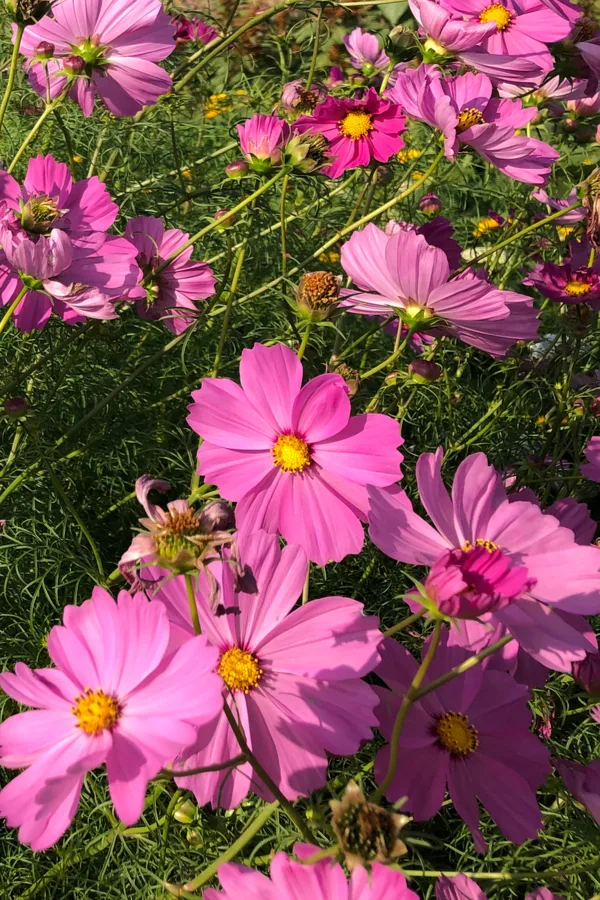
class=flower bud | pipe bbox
[295,271,341,321]
[285,132,329,174]
[225,160,249,179]
[198,499,235,533]
[213,208,236,230]
[419,193,442,217]
[63,55,86,74]
[173,799,197,824]
[572,652,600,695]
[408,359,442,383]
[35,40,55,59]
[3,396,27,417]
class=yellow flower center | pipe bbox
[272,434,311,472]
[479,3,514,29]
[435,711,479,755]
[565,280,592,296]
[339,111,373,140]
[403,304,434,319]
[73,688,119,735]
[218,647,263,693]
[472,217,501,237]
[457,107,485,132]
[462,538,500,552]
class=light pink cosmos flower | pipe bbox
[340,224,539,357]
[368,448,600,671]
[152,530,382,807]
[375,633,551,852]
[187,342,403,566]
[436,873,564,900]
[531,187,586,223]
[388,67,559,185]
[124,216,215,334]
[498,75,587,103]
[343,27,389,73]
[204,847,418,900]
[237,114,290,170]
[294,88,406,179]
[384,217,462,269]
[438,0,572,74]
[0,227,140,331]
[554,758,600,826]
[568,90,600,115]
[0,588,222,851]
[582,436,600,482]
[0,154,117,238]
[19,0,175,117]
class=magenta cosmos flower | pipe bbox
[204,848,419,900]
[0,154,117,238]
[555,757,600,825]
[582,436,600,482]
[389,67,558,185]
[374,633,551,851]
[20,0,175,117]
[0,588,222,850]
[237,114,290,171]
[438,0,572,73]
[531,187,586,223]
[436,874,563,900]
[343,27,390,73]
[187,342,403,566]
[152,529,382,807]
[368,448,600,671]
[294,88,406,179]
[125,216,215,334]
[524,240,600,308]
[0,227,140,331]
[340,224,538,357]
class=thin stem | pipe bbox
[0,286,27,338]
[280,172,289,278]
[297,323,312,360]
[336,315,395,362]
[305,6,323,91]
[8,92,67,173]
[223,701,314,843]
[361,327,415,380]
[53,108,75,171]
[0,24,24,135]
[184,573,201,635]
[299,845,340,865]
[159,789,182,876]
[372,619,442,803]
[302,562,310,605]
[164,753,247,778]
[384,609,426,637]
[212,239,248,377]
[412,633,514,702]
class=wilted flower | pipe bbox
[284,131,329,173]
[555,757,600,826]
[330,361,361,397]
[295,270,341,320]
[330,780,409,870]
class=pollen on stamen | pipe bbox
[479,3,514,30]
[73,688,119,735]
[457,107,485,132]
[435,711,479,755]
[272,434,311,472]
[463,538,500,552]
[218,647,263,693]
[565,280,592,296]
[339,111,373,140]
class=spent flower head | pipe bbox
[330,780,409,870]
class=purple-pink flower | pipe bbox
[152,530,382,807]
[125,216,215,334]
[237,114,290,171]
[436,873,564,900]
[0,588,222,850]
[343,27,390,73]
[368,448,600,671]
[294,88,406,179]
[532,187,586,223]
[204,848,419,900]
[172,15,217,46]
[555,757,600,826]
[388,67,559,185]
[340,224,539,357]
[20,0,175,117]
[524,240,600,308]
[374,633,551,851]
[187,342,403,566]
[582,436,600,482]
[385,217,463,269]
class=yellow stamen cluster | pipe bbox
[457,107,485,132]
[397,148,422,164]
[564,280,592,296]
[463,538,500,552]
[272,434,311,472]
[403,304,434,319]
[473,216,502,237]
[435,711,479,755]
[479,3,514,30]
[204,92,233,119]
[339,111,373,140]
[73,688,119,735]
[218,647,263,693]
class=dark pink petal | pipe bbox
[466,752,544,844]
[291,374,350,443]
[374,741,449,813]
[451,452,507,545]
[313,413,402,486]
[197,443,273,501]
[239,342,302,434]
[416,448,461,546]
[447,760,487,853]
[188,377,276,449]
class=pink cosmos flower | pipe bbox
[0,588,222,850]
[555,758,600,826]
[187,342,403,566]
[0,228,140,331]
[0,154,117,238]
[572,650,600,693]
[279,80,327,116]
[388,67,559,185]
[374,633,551,851]
[368,448,600,671]
[567,90,600,115]
[524,240,600,308]
[498,75,588,109]
[343,27,390,73]
[172,15,217,46]
[436,874,564,900]
[531,187,586,223]
[205,848,418,900]
[294,88,406,179]
[385,217,462,269]
[237,114,290,171]
[576,38,600,80]
[152,529,382,807]
[340,224,539,357]
[582,436,600,482]
[20,0,175,117]
[438,0,572,73]
[124,216,215,334]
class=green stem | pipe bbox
[54,108,76,171]
[305,6,323,91]
[223,701,314,843]
[159,789,182,876]
[0,23,24,135]
[412,634,514,702]
[184,573,201,635]
[8,92,67,173]
[302,562,310,605]
[280,172,289,278]
[360,327,415,380]
[0,286,27,338]
[164,753,246,778]
[336,315,395,362]
[372,619,442,803]
[212,239,248,377]
[384,609,426,637]
[297,323,312,360]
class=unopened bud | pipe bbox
[63,55,85,74]
[408,359,442,383]
[198,499,235,533]
[214,208,236,230]
[35,40,55,59]
[173,799,196,824]
[572,652,600,695]
[225,159,249,179]
[295,271,341,321]
[3,396,27,417]
[419,193,442,217]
